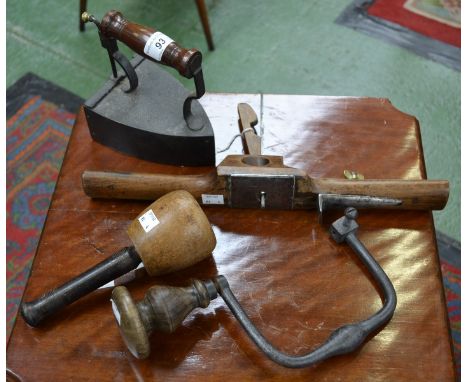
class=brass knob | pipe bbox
[81,12,90,22]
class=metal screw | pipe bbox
[343,207,358,226]
[260,191,266,208]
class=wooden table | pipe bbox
[7,94,456,381]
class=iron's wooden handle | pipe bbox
[99,10,202,78]
[82,170,219,200]
[311,179,449,210]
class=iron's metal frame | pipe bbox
[88,14,207,130]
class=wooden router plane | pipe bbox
[82,103,449,216]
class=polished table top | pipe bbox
[7,94,455,381]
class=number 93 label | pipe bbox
[144,31,174,61]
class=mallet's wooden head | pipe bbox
[127,190,216,276]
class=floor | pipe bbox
[6,0,460,241]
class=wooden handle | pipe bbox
[238,103,261,155]
[82,170,449,211]
[82,170,219,200]
[311,179,449,210]
[99,10,202,78]
[111,279,217,359]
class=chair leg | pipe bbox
[79,0,87,31]
[194,0,215,51]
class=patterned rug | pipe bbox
[437,231,461,377]
[367,0,460,46]
[5,74,460,375]
[6,73,83,340]
[336,0,460,70]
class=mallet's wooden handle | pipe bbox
[311,178,449,210]
[21,247,142,327]
[99,10,202,78]
[82,170,219,200]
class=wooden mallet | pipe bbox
[21,190,216,327]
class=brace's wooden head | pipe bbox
[111,279,217,358]
[127,190,216,276]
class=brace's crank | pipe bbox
[111,208,397,367]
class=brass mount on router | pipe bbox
[82,11,215,166]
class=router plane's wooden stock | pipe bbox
[82,102,449,212]
[82,154,449,211]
